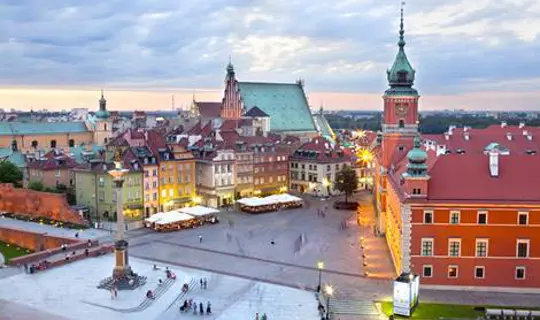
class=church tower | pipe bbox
[220,61,243,120]
[381,4,419,168]
[93,90,113,145]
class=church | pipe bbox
[192,62,329,139]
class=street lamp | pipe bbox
[324,285,334,320]
[317,260,324,292]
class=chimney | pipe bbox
[506,132,512,141]
[501,121,507,128]
[489,151,499,177]
[519,122,525,129]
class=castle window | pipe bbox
[32,140,38,148]
[50,140,57,148]
[104,138,108,144]
[399,119,405,128]
[68,139,75,147]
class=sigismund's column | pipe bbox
[108,149,132,280]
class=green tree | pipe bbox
[28,180,44,191]
[0,161,23,184]
[334,165,358,203]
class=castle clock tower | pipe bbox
[381,4,419,168]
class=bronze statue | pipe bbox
[113,146,123,162]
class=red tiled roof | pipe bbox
[291,136,351,163]
[196,102,222,118]
[106,136,129,147]
[220,120,238,132]
[27,150,80,170]
[423,125,540,155]
[129,128,146,139]
[145,129,173,162]
[187,121,202,135]
[426,153,540,203]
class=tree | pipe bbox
[0,161,23,184]
[28,180,44,191]
[334,165,358,203]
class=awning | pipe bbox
[178,205,219,217]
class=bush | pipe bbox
[28,180,44,191]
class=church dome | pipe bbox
[407,136,427,162]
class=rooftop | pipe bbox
[0,122,89,136]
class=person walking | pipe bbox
[206,301,212,314]
[255,312,260,320]
[198,235,203,243]
[203,278,207,289]
[200,278,203,288]
[23,263,28,273]
[261,313,268,320]
[193,301,197,315]
[199,302,204,314]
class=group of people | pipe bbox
[199,278,208,289]
[23,260,50,274]
[255,312,269,320]
[179,299,212,315]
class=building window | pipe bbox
[517,239,529,258]
[421,238,434,256]
[475,239,488,257]
[32,140,38,148]
[127,191,132,201]
[50,140,57,148]
[518,212,528,225]
[477,211,487,224]
[448,239,461,257]
[474,266,485,279]
[398,119,405,128]
[112,191,117,203]
[422,265,433,278]
[153,169,157,176]
[68,139,75,147]
[161,190,167,198]
[448,265,458,278]
[55,170,61,177]
[153,192,157,200]
[450,211,460,224]
[169,189,174,197]
[98,190,105,202]
[423,210,433,224]
[515,267,526,280]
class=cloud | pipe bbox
[0,0,538,105]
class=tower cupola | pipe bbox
[95,89,110,119]
[406,136,427,176]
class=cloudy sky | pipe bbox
[0,0,539,111]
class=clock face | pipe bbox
[396,104,409,117]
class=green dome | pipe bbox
[386,5,416,93]
[407,147,426,162]
[95,110,110,119]
[407,136,426,162]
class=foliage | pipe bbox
[0,161,23,184]
[334,165,358,203]
[66,192,76,205]
[328,113,540,134]
[28,180,45,191]
[0,241,33,263]
[380,302,482,319]
[56,183,67,191]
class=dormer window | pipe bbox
[397,71,407,83]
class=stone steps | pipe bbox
[329,299,379,315]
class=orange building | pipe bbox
[373,11,540,292]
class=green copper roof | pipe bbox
[406,136,427,176]
[0,122,89,136]
[238,82,316,132]
[0,148,26,168]
[312,113,335,139]
[386,5,417,94]
[95,110,110,119]
[96,90,110,119]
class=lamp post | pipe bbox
[324,284,334,320]
[317,260,324,292]
[108,151,131,281]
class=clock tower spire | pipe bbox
[381,2,420,167]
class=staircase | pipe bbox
[329,299,379,316]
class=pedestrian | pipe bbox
[261,313,268,320]
[206,301,212,314]
[182,299,188,312]
[203,278,207,289]
[199,302,204,314]
[85,248,89,257]
[193,302,197,314]
[61,244,66,252]
[189,299,193,308]
[198,235,203,243]
[87,239,92,247]
[255,312,260,320]
[200,278,203,288]
[75,232,79,238]
[23,263,28,273]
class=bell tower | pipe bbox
[221,59,243,120]
[381,3,419,168]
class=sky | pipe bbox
[0,0,539,112]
